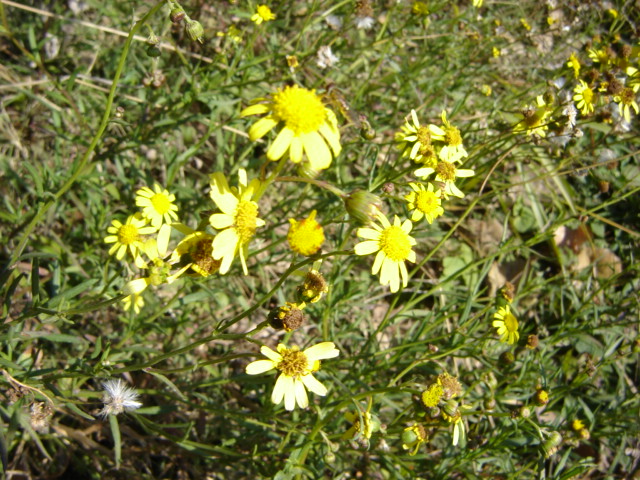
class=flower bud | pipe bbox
[169,4,187,23]
[185,20,204,44]
[268,302,306,332]
[542,431,562,458]
[534,388,549,406]
[344,189,382,225]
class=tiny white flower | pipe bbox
[316,46,339,69]
[355,16,375,30]
[325,14,343,30]
[99,379,142,417]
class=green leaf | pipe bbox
[109,414,121,468]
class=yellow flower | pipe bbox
[520,18,531,31]
[216,25,243,43]
[571,419,585,431]
[245,342,339,411]
[209,169,265,275]
[135,184,179,256]
[412,1,429,15]
[405,182,444,223]
[613,87,639,123]
[429,110,468,163]
[472,0,483,7]
[402,423,427,456]
[588,47,610,66]
[414,160,475,199]
[287,210,325,256]
[354,211,417,293]
[241,85,341,171]
[573,80,595,116]
[421,383,444,408]
[251,4,276,25]
[169,229,221,278]
[492,305,519,344]
[122,294,144,314]
[104,214,156,267]
[513,95,551,137]
[567,52,581,79]
[395,109,438,166]
[124,258,190,296]
[343,410,374,441]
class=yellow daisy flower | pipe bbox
[104,214,156,267]
[395,109,438,166]
[405,182,444,223]
[124,258,190,296]
[429,110,468,163]
[287,210,325,256]
[122,294,144,314]
[402,423,427,456]
[245,342,339,411]
[567,52,581,79]
[354,211,417,293]
[251,4,276,25]
[208,169,265,275]
[513,95,551,137]
[240,85,341,171]
[573,80,595,116]
[613,87,639,123]
[414,160,475,199]
[492,305,519,344]
[169,229,221,278]
[421,383,444,408]
[135,184,179,256]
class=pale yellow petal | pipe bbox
[371,250,385,275]
[356,228,381,241]
[282,376,296,411]
[245,359,275,375]
[248,116,278,140]
[304,342,339,362]
[267,127,294,161]
[123,277,151,295]
[209,213,234,230]
[318,122,341,157]
[289,136,303,163]
[354,240,379,256]
[260,345,282,362]
[294,379,308,409]
[157,224,171,257]
[302,131,332,170]
[301,373,327,396]
[271,374,288,406]
[240,103,270,117]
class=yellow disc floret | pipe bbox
[379,225,412,261]
[287,210,325,256]
[235,200,259,244]
[277,346,309,378]
[272,86,327,134]
[117,224,140,245]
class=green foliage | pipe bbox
[0,0,639,478]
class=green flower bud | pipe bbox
[185,20,204,43]
[344,189,382,225]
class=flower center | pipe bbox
[277,347,309,378]
[416,126,432,147]
[379,225,412,261]
[421,384,444,408]
[620,87,634,105]
[415,190,440,213]
[436,161,456,182]
[272,86,327,135]
[581,87,594,104]
[235,200,259,244]
[150,193,171,214]
[504,312,518,332]
[117,224,140,245]
[192,237,221,275]
[444,125,462,146]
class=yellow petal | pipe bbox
[267,127,294,161]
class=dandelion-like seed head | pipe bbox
[272,86,326,135]
[100,379,142,417]
[380,225,412,262]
